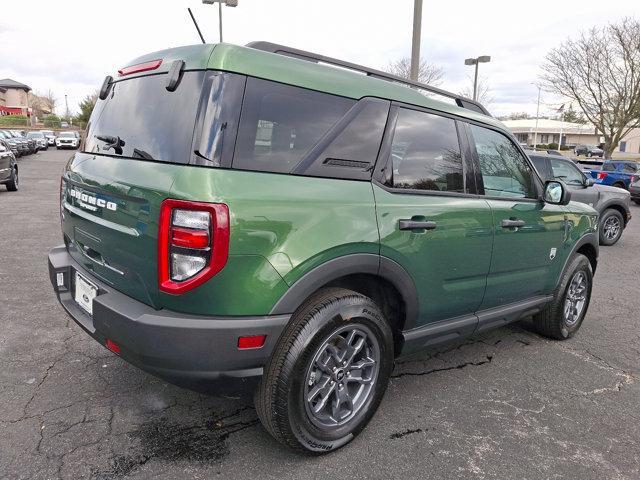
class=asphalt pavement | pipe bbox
[1,148,638,479]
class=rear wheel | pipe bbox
[5,166,18,191]
[532,254,592,340]
[255,288,394,453]
[599,209,624,246]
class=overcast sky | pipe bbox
[1,0,637,118]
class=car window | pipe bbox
[233,77,355,173]
[602,163,616,172]
[469,124,537,198]
[385,108,464,192]
[623,163,637,173]
[529,156,549,178]
[550,158,585,185]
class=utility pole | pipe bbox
[64,94,69,123]
[410,0,423,81]
[532,83,541,150]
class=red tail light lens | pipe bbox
[106,339,121,355]
[597,172,608,180]
[118,59,162,77]
[158,199,230,294]
[238,335,266,350]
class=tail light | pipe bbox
[597,172,608,180]
[158,199,230,294]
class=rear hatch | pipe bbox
[61,47,212,308]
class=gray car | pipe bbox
[530,153,631,246]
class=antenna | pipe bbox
[188,8,206,44]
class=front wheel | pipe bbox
[599,209,624,246]
[255,288,394,453]
[532,254,592,340]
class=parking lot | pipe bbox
[1,148,639,479]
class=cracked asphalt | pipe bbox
[1,149,639,479]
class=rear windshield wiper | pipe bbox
[132,148,155,161]
[96,134,125,155]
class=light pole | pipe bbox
[464,55,491,101]
[64,94,69,124]
[410,0,423,82]
[532,83,541,150]
[202,0,238,43]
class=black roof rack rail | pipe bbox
[246,41,491,117]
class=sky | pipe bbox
[1,0,638,118]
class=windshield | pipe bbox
[27,132,44,138]
[84,71,205,163]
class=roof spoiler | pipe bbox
[246,41,491,117]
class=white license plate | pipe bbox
[75,272,98,315]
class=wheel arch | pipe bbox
[269,254,419,354]
[601,203,629,226]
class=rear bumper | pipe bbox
[48,245,289,388]
[629,186,640,201]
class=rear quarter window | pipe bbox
[232,78,355,173]
[84,71,206,163]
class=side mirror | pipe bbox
[543,180,571,205]
[585,178,595,187]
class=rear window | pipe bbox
[233,78,355,173]
[84,71,206,163]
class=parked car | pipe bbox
[41,130,56,146]
[55,131,79,149]
[2,130,29,156]
[27,131,48,151]
[48,42,599,453]
[0,138,18,191]
[0,130,22,157]
[574,144,604,158]
[587,160,639,190]
[629,176,640,205]
[9,130,37,154]
[530,153,631,246]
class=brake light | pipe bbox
[158,199,229,294]
[118,59,162,77]
[597,172,608,180]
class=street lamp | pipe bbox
[464,55,491,101]
[531,83,541,150]
[202,0,238,43]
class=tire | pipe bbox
[532,254,592,340]
[5,165,18,191]
[612,182,626,190]
[633,199,640,205]
[255,287,394,453]
[599,209,624,246]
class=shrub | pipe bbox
[43,114,62,128]
[0,115,29,127]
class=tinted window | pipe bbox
[529,156,549,178]
[623,163,637,173]
[469,124,537,198]
[233,78,354,173]
[84,71,206,163]
[550,158,585,185]
[386,108,464,192]
[602,163,616,171]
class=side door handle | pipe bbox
[501,219,526,228]
[399,219,437,231]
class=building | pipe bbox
[504,118,640,154]
[503,119,599,147]
[0,78,32,117]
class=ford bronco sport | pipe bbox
[48,42,599,453]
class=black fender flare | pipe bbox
[556,232,599,289]
[269,254,419,329]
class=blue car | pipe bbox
[588,160,639,190]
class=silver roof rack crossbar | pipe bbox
[246,41,491,117]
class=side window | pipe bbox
[623,163,637,173]
[550,158,585,185]
[602,163,616,171]
[385,108,464,192]
[233,78,355,173]
[529,156,550,179]
[469,124,537,199]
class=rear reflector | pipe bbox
[238,335,266,350]
[106,339,121,355]
[118,59,162,77]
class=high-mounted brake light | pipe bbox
[118,59,162,77]
[158,199,230,294]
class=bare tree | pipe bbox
[541,17,640,157]
[40,89,57,114]
[386,57,444,86]
[459,75,493,105]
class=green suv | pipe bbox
[48,42,599,453]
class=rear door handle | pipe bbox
[399,219,437,231]
[501,219,526,228]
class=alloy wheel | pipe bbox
[602,215,621,241]
[563,271,588,326]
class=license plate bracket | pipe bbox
[74,271,98,316]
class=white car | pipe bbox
[40,130,56,146]
[56,131,79,150]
